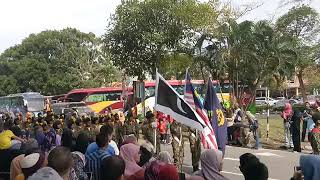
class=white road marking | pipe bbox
[221,171,280,180]
[224,157,239,161]
[254,152,283,157]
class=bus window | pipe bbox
[11,97,24,107]
[85,92,122,103]
[145,87,155,98]
[172,85,184,95]
[66,93,88,102]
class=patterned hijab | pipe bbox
[195,149,229,180]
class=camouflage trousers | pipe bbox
[188,133,201,170]
[172,135,184,171]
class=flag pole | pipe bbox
[154,68,158,152]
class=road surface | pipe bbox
[159,143,304,180]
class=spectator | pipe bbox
[0,121,25,150]
[120,143,144,179]
[194,149,228,180]
[310,112,320,154]
[10,139,43,180]
[243,162,268,180]
[101,155,125,180]
[144,161,179,180]
[121,135,138,147]
[10,125,23,149]
[158,151,173,164]
[85,133,112,180]
[239,153,260,177]
[61,128,74,150]
[187,176,205,180]
[85,124,115,156]
[281,103,293,149]
[138,142,156,168]
[245,111,261,149]
[29,146,73,180]
[74,132,90,154]
[302,102,313,142]
[291,154,320,180]
[15,152,46,180]
[291,110,303,152]
[43,124,57,151]
[34,126,46,151]
[158,118,167,143]
[53,120,62,146]
[71,133,90,180]
[239,153,268,180]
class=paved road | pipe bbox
[159,143,304,180]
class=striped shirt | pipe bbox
[85,149,112,180]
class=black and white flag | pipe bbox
[154,72,206,131]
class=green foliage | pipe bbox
[275,5,320,101]
[105,0,217,79]
[0,75,20,96]
[0,28,120,95]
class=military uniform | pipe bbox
[170,121,184,171]
[186,127,201,172]
[141,119,160,154]
[123,121,139,139]
[114,122,124,145]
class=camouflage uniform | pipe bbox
[185,127,201,172]
[114,122,124,145]
[170,121,184,171]
[123,121,139,139]
[141,119,160,154]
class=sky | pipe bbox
[0,0,319,53]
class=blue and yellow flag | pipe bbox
[204,78,227,153]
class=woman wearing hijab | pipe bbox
[281,103,293,149]
[138,142,156,168]
[70,133,90,180]
[194,149,229,180]
[119,143,144,180]
[291,154,320,180]
[158,151,173,164]
[145,161,179,180]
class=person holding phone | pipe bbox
[290,154,320,180]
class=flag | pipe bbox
[184,72,218,149]
[154,72,217,149]
[204,78,228,153]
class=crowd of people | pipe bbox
[280,101,320,154]
[0,104,319,180]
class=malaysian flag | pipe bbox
[184,71,218,149]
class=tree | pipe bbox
[276,5,320,101]
[105,0,218,79]
[0,28,120,95]
[0,75,19,96]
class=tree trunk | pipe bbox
[297,69,307,103]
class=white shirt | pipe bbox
[109,140,119,155]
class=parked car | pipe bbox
[273,99,302,109]
[255,97,278,106]
[305,95,320,106]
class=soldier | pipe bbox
[186,127,201,172]
[123,115,139,139]
[170,120,184,171]
[141,111,160,153]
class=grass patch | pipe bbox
[257,114,285,149]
